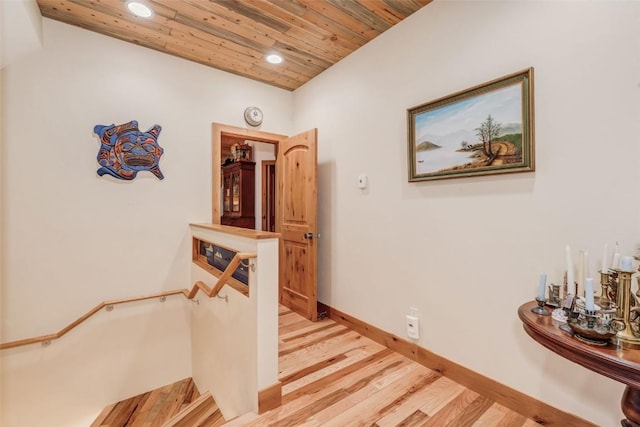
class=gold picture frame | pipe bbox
[408,68,535,182]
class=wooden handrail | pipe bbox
[188,252,255,298]
[0,252,257,351]
[0,289,189,350]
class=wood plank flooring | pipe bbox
[164,391,225,427]
[91,377,225,427]
[225,306,540,426]
[94,306,540,426]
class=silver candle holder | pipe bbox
[531,297,551,316]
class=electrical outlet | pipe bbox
[406,313,419,339]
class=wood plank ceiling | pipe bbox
[36,0,432,91]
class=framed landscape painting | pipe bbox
[408,68,534,182]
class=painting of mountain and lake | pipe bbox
[408,68,535,182]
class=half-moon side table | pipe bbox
[518,301,640,427]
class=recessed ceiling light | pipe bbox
[266,54,283,65]
[127,1,154,18]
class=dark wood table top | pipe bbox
[518,301,640,389]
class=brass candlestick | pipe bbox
[610,270,619,302]
[600,270,612,306]
[611,269,640,349]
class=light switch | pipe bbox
[357,174,368,189]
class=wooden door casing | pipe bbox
[276,129,318,321]
[261,160,276,232]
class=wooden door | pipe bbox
[276,129,318,321]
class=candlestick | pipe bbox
[602,243,608,272]
[585,310,597,329]
[584,277,595,312]
[532,297,551,316]
[537,273,547,300]
[612,270,640,349]
[599,270,612,305]
[621,256,634,272]
[565,245,575,295]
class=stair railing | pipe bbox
[188,252,255,299]
[0,251,256,351]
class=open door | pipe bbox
[212,123,318,321]
[276,129,318,321]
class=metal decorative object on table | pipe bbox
[567,309,616,346]
[547,283,562,307]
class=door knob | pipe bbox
[304,232,314,240]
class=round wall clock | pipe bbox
[244,106,263,127]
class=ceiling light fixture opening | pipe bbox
[127,1,154,18]
[266,54,283,64]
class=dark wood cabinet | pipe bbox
[221,161,255,229]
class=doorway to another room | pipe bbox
[219,137,277,231]
[212,123,319,321]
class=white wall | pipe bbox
[190,225,279,419]
[0,0,42,69]
[1,296,192,427]
[1,0,43,419]
[293,1,640,426]
[1,17,292,426]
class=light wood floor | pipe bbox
[225,306,540,426]
[91,377,226,426]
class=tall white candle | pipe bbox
[584,251,589,295]
[577,251,585,298]
[621,256,634,272]
[537,273,547,300]
[566,245,575,295]
[584,277,595,312]
[612,253,621,270]
[612,242,621,270]
[602,243,608,272]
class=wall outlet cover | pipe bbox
[406,314,419,339]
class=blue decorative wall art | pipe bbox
[93,120,164,180]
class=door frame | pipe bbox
[212,123,286,224]
[261,160,276,232]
